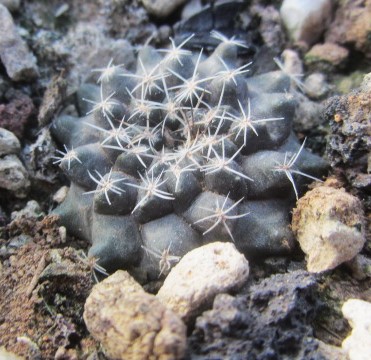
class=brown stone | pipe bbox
[0,90,35,138]
[84,270,186,360]
[292,185,365,272]
[326,0,371,59]
[305,43,349,71]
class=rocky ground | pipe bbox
[0,0,370,359]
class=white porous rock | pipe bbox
[142,0,188,18]
[157,242,249,323]
[84,270,186,360]
[0,154,30,196]
[292,185,365,273]
[280,0,333,46]
[342,299,371,360]
[0,127,20,156]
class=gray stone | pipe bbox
[142,0,188,18]
[11,200,44,221]
[38,73,68,126]
[0,0,20,12]
[346,254,371,280]
[304,73,330,100]
[294,92,325,132]
[181,0,202,20]
[0,127,20,156]
[157,242,249,323]
[84,270,186,360]
[280,0,333,46]
[23,128,60,185]
[252,5,285,51]
[0,154,30,196]
[0,4,38,81]
[342,299,371,360]
[52,23,135,91]
[8,234,33,252]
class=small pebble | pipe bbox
[345,254,371,280]
[0,90,35,138]
[181,0,203,20]
[0,4,38,81]
[142,0,187,18]
[342,299,371,360]
[157,25,172,43]
[294,92,325,132]
[292,185,365,273]
[157,242,249,323]
[280,49,305,91]
[252,5,284,50]
[58,226,67,243]
[0,0,20,12]
[0,127,20,156]
[38,73,67,126]
[0,154,30,196]
[305,43,349,71]
[84,270,186,360]
[280,0,333,46]
[304,73,330,100]
[11,200,44,221]
[53,186,69,204]
[281,49,304,76]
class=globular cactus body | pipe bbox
[51,33,327,278]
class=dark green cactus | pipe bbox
[51,32,327,279]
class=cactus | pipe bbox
[51,32,327,279]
